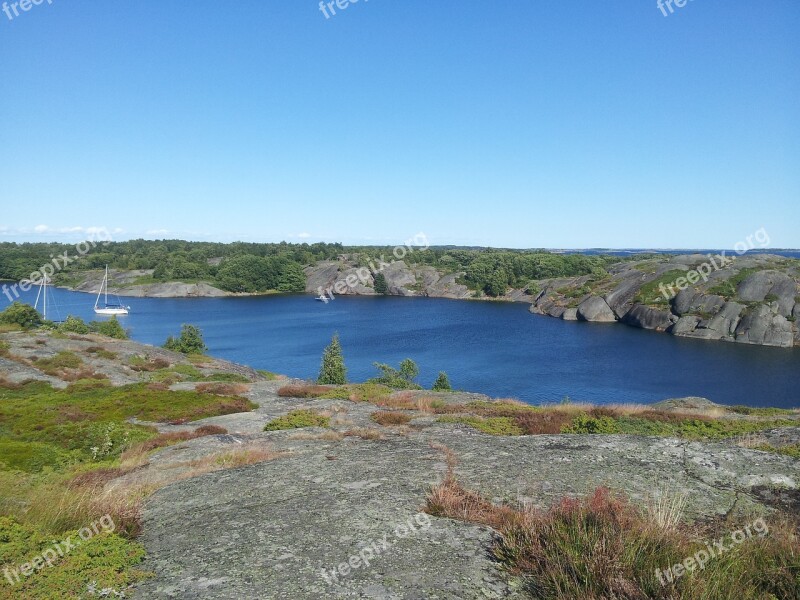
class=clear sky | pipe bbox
[1,1,798,249]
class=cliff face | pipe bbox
[71,269,229,298]
[529,253,800,348]
[63,254,800,349]
[305,260,477,300]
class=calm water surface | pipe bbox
[11,288,800,408]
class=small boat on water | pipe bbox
[315,295,329,302]
[94,266,130,315]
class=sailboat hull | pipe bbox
[94,307,129,316]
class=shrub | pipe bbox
[128,355,171,372]
[85,346,118,360]
[369,359,422,389]
[439,415,524,436]
[0,301,42,329]
[57,315,90,334]
[35,350,83,375]
[426,479,800,600]
[371,411,413,426]
[432,371,452,391]
[317,334,347,385]
[194,382,249,397]
[163,324,207,354]
[89,316,128,339]
[264,410,330,431]
[277,384,338,398]
[562,413,622,434]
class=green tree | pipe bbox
[89,316,128,339]
[399,358,419,382]
[277,263,307,293]
[368,358,422,390]
[432,371,452,391]
[164,324,207,354]
[373,272,388,294]
[0,301,42,329]
[318,334,347,384]
[58,315,90,334]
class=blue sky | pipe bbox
[1,1,798,248]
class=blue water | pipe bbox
[6,287,800,408]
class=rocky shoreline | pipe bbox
[60,252,800,348]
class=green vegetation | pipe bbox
[373,272,388,294]
[708,268,760,299]
[0,517,148,598]
[0,302,41,329]
[369,358,422,389]
[163,324,207,355]
[633,270,688,305]
[728,405,796,416]
[264,409,330,431]
[439,415,524,436]
[427,480,800,600]
[0,378,258,597]
[317,334,347,385]
[561,413,621,434]
[753,443,800,459]
[436,403,797,441]
[90,316,128,339]
[432,371,452,391]
[0,241,633,299]
[0,308,128,340]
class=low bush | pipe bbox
[264,410,330,431]
[371,411,413,426]
[277,384,336,398]
[194,382,249,397]
[439,415,524,436]
[426,477,800,600]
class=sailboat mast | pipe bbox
[105,266,109,306]
[43,275,47,321]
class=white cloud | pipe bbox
[297,232,311,239]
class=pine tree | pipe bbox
[373,272,388,294]
[318,333,347,384]
[164,324,206,354]
[432,371,452,391]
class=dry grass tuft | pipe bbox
[343,428,384,440]
[372,411,413,426]
[195,382,250,396]
[120,425,230,464]
[277,383,335,398]
[185,445,286,473]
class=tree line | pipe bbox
[0,240,629,297]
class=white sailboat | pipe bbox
[94,266,130,316]
[34,273,56,321]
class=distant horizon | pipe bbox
[0,234,798,254]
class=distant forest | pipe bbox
[0,240,624,297]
